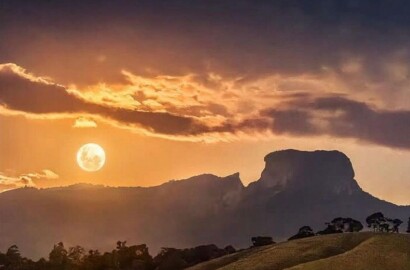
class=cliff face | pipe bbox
[256,150,361,195]
[0,150,408,258]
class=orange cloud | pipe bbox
[0,169,59,192]
[73,117,98,128]
[1,63,410,148]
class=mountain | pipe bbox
[239,150,409,239]
[0,149,408,258]
[187,232,410,270]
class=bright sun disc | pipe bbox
[77,143,106,172]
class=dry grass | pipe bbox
[187,233,410,270]
[286,233,410,270]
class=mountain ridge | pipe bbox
[0,149,408,258]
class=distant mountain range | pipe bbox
[0,149,408,258]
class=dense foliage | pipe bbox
[1,212,407,269]
[288,212,406,241]
[365,212,403,232]
[0,242,235,270]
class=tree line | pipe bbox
[0,212,409,270]
[286,212,408,242]
[0,241,235,270]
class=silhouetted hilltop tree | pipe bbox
[251,236,274,247]
[407,217,410,233]
[288,226,315,240]
[317,217,363,235]
[366,212,385,231]
[366,212,403,233]
[342,218,364,232]
[317,223,343,235]
[390,219,403,233]
[223,245,236,254]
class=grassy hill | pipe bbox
[187,232,410,270]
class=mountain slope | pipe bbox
[187,233,410,270]
[0,150,408,258]
[235,150,409,241]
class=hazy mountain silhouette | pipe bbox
[0,149,408,258]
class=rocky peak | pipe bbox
[255,149,361,195]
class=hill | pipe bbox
[187,232,410,270]
[0,150,409,258]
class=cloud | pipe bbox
[73,117,97,128]
[261,96,410,149]
[2,0,410,118]
[1,63,410,148]
[0,169,59,192]
[0,63,206,136]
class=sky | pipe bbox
[0,0,409,205]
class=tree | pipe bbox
[316,223,343,235]
[153,248,187,270]
[224,245,236,254]
[366,212,386,232]
[0,240,234,270]
[115,241,153,270]
[251,236,274,247]
[407,217,410,233]
[82,249,104,270]
[390,218,403,233]
[67,245,85,266]
[288,226,315,240]
[317,217,363,235]
[366,212,404,233]
[5,245,23,269]
[343,218,364,232]
[49,242,68,268]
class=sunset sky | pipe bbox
[0,0,409,205]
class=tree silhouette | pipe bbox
[407,217,410,233]
[288,226,315,240]
[390,218,403,233]
[343,218,364,232]
[153,248,188,270]
[317,217,363,235]
[251,236,275,247]
[4,245,24,269]
[115,241,153,269]
[366,212,385,232]
[49,242,68,268]
[366,212,404,232]
[317,223,343,235]
[67,245,85,266]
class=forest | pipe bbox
[1,212,408,270]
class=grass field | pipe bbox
[187,232,410,270]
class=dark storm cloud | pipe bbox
[0,65,201,135]
[2,0,410,84]
[266,110,319,136]
[1,1,410,146]
[261,96,410,149]
[312,97,410,148]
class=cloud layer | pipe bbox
[0,64,205,136]
[1,63,409,149]
[0,169,59,192]
[263,96,410,149]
